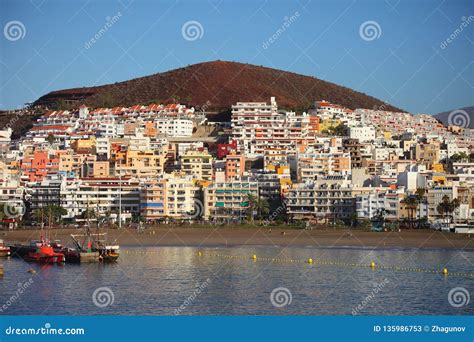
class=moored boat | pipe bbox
[10,240,65,264]
[67,230,119,263]
[0,239,10,257]
[23,241,65,264]
[98,245,120,263]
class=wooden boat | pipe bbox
[0,239,10,257]
[98,244,120,263]
[66,230,119,263]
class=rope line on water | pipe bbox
[123,250,474,279]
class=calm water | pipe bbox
[0,246,473,315]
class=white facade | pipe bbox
[155,119,193,137]
[349,126,376,142]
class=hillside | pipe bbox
[34,61,403,114]
[434,106,474,129]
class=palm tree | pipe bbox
[436,196,461,224]
[247,194,270,223]
[401,196,417,229]
[415,188,426,222]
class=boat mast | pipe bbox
[119,174,122,229]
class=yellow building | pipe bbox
[140,175,200,221]
[181,149,213,181]
[71,136,96,151]
[92,161,110,177]
[116,150,165,177]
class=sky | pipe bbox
[0,0,473,114]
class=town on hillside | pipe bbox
[0,97,473,231]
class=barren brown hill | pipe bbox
[34,61,403,115]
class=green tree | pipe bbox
[46,133,55,144]
[33,205,67,226]
[415,188,426,222]
[436,195,461,224]
[247,194,270,223]
[401,196,417,229]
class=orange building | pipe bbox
[20,150,59,182]
[308,115,320,135]
[225,151,245,180]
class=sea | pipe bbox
[0,245,473,315]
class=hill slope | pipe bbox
[34,61,403,114]
[434,106,474,129]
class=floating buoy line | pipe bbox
[123,250,474,278]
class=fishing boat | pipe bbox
[64,232,100,263]
[0,239,10,257]
[65,229,119,263]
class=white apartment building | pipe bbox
[356,190,404,220]
[96,137,110,158]
[231,97,310,157]
[155,118,193,137]
[61,177,141,220]
[286,176,355,221]
[349,126,376,142]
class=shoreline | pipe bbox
[2,227,474,251]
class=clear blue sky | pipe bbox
[0,0,472,114]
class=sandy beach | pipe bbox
[1,226,473,250]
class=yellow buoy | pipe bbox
[198,252,202,257]
[370,261,376,268]
[308,258,313,264]
[251,254,257,260]
[442,268,448,275]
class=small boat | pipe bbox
[98,245,120,263]
[0,239,10,257]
